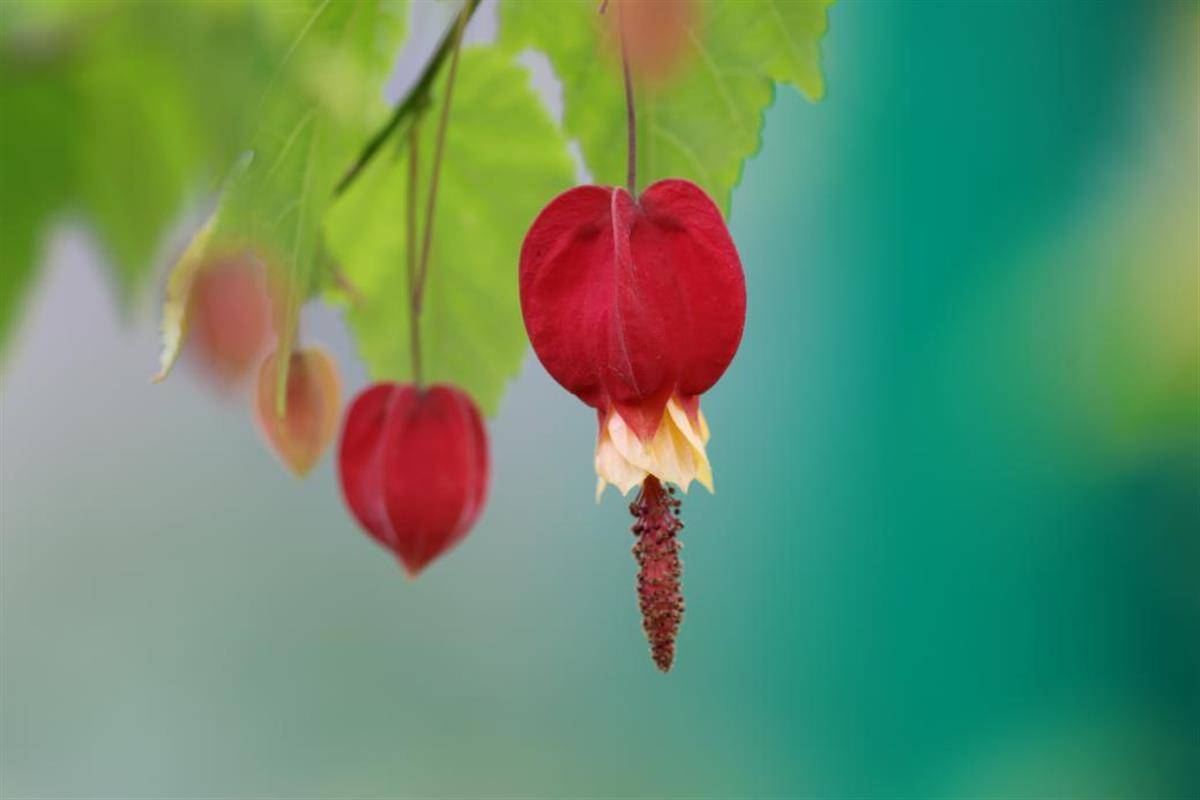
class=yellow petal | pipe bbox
[594,397,715,498]
[595,418,649,500]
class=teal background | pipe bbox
[2,2,1197,797]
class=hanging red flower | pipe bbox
[519,177,746,670]
[338,383,489,576]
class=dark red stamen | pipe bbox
[630,476,684,672]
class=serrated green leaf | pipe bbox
[209,0,406,413]
[326,46,575,416]
[500,0,832,215]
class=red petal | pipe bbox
[519,180,744,441]
[639,180,746,399]
[338,382,408,550]
[382,385,489,575]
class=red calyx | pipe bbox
[519,179,746,441]
[338,383,489,576]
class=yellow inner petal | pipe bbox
[594,398,714,500]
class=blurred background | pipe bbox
[2,1,1197,798]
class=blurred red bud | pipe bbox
[605,0,698,84]
[187,259,271,386]
[338,383,489,577]
[255,346,342,477]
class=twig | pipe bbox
[333,0,481,197]
[412,7,467,317]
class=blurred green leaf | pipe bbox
[326,46,575,416]
[0,0,337,357]
[73,12,207,302]
[210,0,406,412]
[500,0,832,215]
[0,58,75,364]
[0,1,410,359]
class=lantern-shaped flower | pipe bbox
[255,346,342,477]
[338,383,489,576]
[519,177,746,670]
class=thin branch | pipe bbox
[619,8,637,195]
[413,8,467,317]
[333,0,481,197]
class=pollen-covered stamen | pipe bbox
[630,476,684,672]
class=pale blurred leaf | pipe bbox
[152,204,228,384]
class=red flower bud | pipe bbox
[603,0,699,84]
[338,383,489,576]
[519,179,745,443]
[187,259,271,386]
[255,346,342,477]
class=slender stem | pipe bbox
[334,0,480,197]
[619,10,637,195]
[406,121,423,385]
[413,8,466,317]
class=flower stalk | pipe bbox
[619,5,637,194]
[334,0,480,197]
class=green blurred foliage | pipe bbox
[206,0,406,411]
[500,0,831,214]
[0,52,73,360]
[326,47,574,415]
[948,17,1200,472]
[0,0,834,414]
[0,0,312,358]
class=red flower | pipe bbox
[187,259,271,386]
[519,178,745,497]
[338,383,489,576]
[255,346,342,477]
[519,177,745,671]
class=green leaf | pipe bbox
[209,0,407,412]
[1,0,331,354]
[0,56,75,364]
[326,46,575,416]
[500,0,833,214]
[73,11,208,302]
